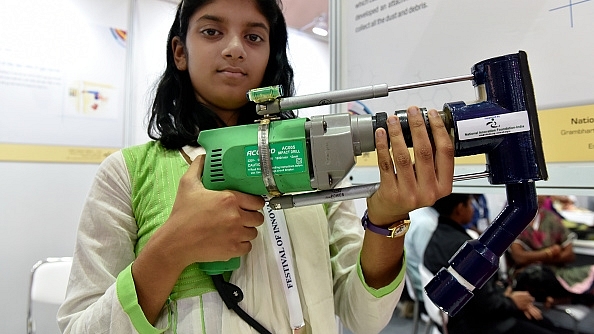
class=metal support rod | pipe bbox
[269,170,490,209]
[275,75,476,113]
[387,74,475,92]
[451,171,491,182]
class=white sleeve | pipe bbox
[327,199,404,334]
[57,151,140,333]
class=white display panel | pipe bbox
[0,0,128,148]
[340,0,594,191]
[342,0,594,112]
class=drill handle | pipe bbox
[198,257,241,276]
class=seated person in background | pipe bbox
[509,196,594,305]
[424,193,557,334]
[403,206,439,311]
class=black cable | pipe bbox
[211,274,273,334]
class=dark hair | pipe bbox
[432,193,472,217]
[148,0,296,149]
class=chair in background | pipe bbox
[405,272,425,334]
[27,257,73,334]
[419,264,448,334]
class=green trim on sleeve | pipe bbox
[357,249,406,298]
[116,263,168,334]
[322,203,329,215]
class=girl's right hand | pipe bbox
[158,154,265,271]
[132,154,265,324]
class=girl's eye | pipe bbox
[201,29,220,37]
[247,34,263,42]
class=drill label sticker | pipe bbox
[245,141,306,176]
[457,111,531,141]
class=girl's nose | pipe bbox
[222,35,246,60]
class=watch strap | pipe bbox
[361,209,410,238]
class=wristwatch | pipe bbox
[361,209,410,238]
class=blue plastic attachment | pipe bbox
[425,51,547,316]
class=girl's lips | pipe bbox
[219,70,246,78]
[219,67,246,78]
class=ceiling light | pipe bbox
[300,13,328,37]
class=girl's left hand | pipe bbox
[366,106,455,225]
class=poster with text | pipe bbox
[0,1,127,148]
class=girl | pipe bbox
[58,0,454,333]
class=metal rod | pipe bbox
[275,74,475,113]
[270,171,490,209]
[269,183,380,209]
[388,74,475,92]
[453,171,491,182]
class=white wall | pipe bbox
[1,1,127,333]
[129,0,178,145]
[0,1,329,333]
[0,163,99,332]
[286,30,332,119]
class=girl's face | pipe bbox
[173,0,270,125]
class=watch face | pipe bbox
[390,221,410,237]
[394,225,407,234]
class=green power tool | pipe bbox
[197,84,394,275]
